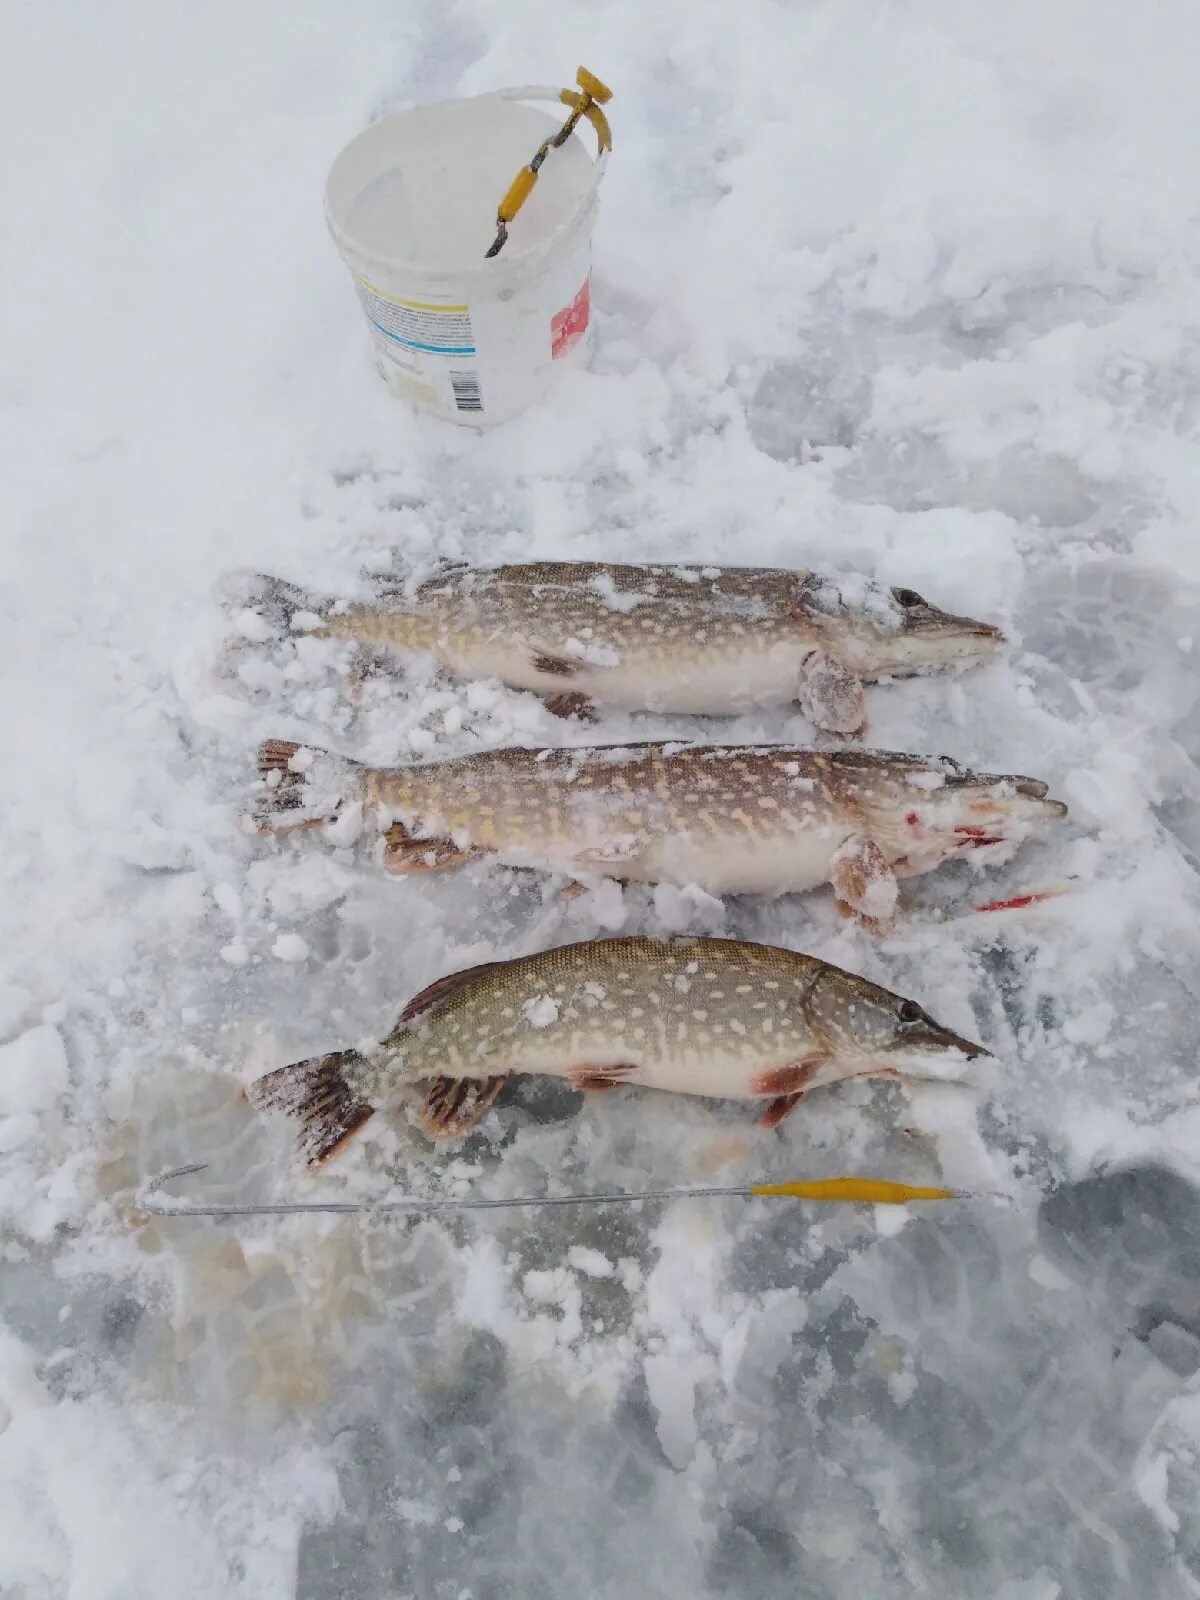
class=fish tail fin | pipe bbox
[245,1049,375,1168]
[254,739,362,832]
[221,570,333,634]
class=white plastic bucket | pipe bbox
[325,86,608,427]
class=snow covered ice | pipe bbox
[4,3,1200,1596]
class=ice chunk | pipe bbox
[0,1026,67,1115]
[643,1353,698,1469]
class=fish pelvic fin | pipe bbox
[419,1074,507,1139]
[245,1049,375,1168]
[253,739,361,832]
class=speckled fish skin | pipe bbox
[246,936,991,1161]
[258,739,1066,898]
[346,936,988,1105]
[252,561,1004,720]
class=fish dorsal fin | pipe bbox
[397,960,508,1024]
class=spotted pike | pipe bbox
[255,739,1066,927]
[245,935,989,1165]
[236,561,1005,735]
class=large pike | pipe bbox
[255,739,1066,929]
[245,936,989,1165]
[236,561,1005,735]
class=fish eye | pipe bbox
[897,999,924,1024]
[892,588,925,609]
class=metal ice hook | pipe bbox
[136,1163,999,1222]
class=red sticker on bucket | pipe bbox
[551,277,591,359]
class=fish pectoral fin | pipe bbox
[751,1060,826,1097]
[541,691,597,722]
[382,825,482,875]
[797,649,867,737]
[568,1062,639,1092]
[419,1074,507,1139]
[830,835,899,931]
[572,837,641,869]
[757,1091,808,1128]
[850,1065,910,1083]
[531,650,581,678]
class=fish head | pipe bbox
[793,575,1005,677]
[830,753,1068,868]
[802,967,988,1084]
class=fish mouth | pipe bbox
[869,609,1006,676]
[976,781,1069,821]
[901,600,1006,643]
[898,1022,991,1078]
[900,601,1007,658]
[966,774,1068,818]
[940,1029,990,1063]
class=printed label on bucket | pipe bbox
[551,277,590,360]
[356,278,476,357]
[448,370,483,413]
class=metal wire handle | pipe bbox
[486,67,613,259]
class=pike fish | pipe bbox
[237,561,1005,735]
[245,936,989,1165]
[254,739,1066,929]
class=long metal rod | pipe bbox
[136,1163,998,1221]
[139,1163,759,1218]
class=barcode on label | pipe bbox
[450,370,483,412]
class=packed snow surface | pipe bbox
[4,3,1200,1596]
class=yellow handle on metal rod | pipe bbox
[497,167,538,224]
[751,1177,959,1205]
[486,65,613,258]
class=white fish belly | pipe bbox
[505,1007,822,1102]
[489,824,846,896]
[630,1045,800,1100]
[519,1035,781,1101]
[650,828,846,896]
[439,639,807,712]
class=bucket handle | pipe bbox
[484,69,612,259]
